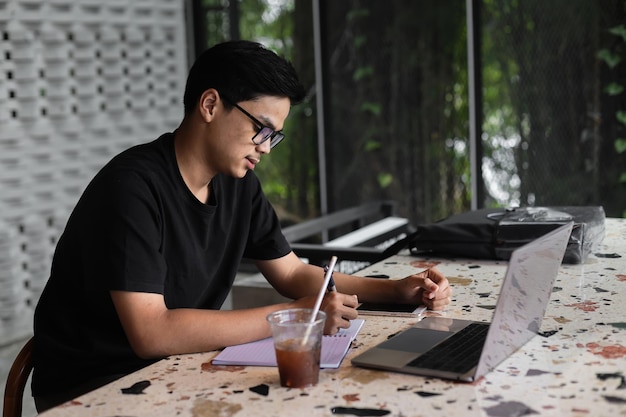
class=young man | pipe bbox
[32,40,451,411]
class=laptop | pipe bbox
[351,222,573,382]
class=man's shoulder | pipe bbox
[119,133,172,160]
[103,133,173,174]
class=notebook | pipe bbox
[212,318,364,369]
[351,222,573,382]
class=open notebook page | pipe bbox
[212,319,364,369]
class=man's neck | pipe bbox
[173,121,215,203]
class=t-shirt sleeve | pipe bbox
[78,169,167,294]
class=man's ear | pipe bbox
[198,88,219,122]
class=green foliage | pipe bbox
[598,49,622,69]
[604,82,624,95]
[347,8,370,21]
[359,102,381,116]
[609,24,626,41]
[602,13,626,216]
[262,181,289,199]
[353,66,374,81]
[204,0,317,218]
[354,35,367,48]
[206,0,626,220]
[364,140,382,151]
[377,172,393,188]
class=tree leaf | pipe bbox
[353,66,374,81]
[365,140,382,151]
[617,111,626,125]
[360,101,381,116]
[598,49,621,69]
[615,138,626,154]
[354,35,367,48]
[377,172,393,188]
[609,24,626,42]
[619,172,626,184]
[604,82,624,96]
[347,8,370,21]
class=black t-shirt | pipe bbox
[32,133,291,396]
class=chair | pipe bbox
[3,337,34,417]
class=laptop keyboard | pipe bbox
[406,322,489,374]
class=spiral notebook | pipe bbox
[212,318,364,369]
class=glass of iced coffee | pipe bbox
[266,308,326,388]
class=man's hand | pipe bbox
[289,291,359,335]
[394,268,451,311]
[321,291,359,334]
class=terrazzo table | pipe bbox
[41,218,626,417]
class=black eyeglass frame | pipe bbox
[222,95,285,149]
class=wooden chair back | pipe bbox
[3,337,34,417]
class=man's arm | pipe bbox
[259,251,450,310]
[258,252,451,315]
[110,290,292,359]
[332,267,451,310]
[256,252,360,333]
[112,253,450,359]
[109,251,359,358]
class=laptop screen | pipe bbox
[475,222,572,378]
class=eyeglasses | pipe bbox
[228,101,285,149]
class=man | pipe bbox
[32,40,451,411]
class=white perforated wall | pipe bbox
[0,0,189,344]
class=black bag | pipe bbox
[383,206,605,264]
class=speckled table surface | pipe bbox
[41,218,626,417]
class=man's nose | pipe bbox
[257,139,271,153]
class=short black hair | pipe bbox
[183,40,306,115]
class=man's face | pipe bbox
[209,95,291,179]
